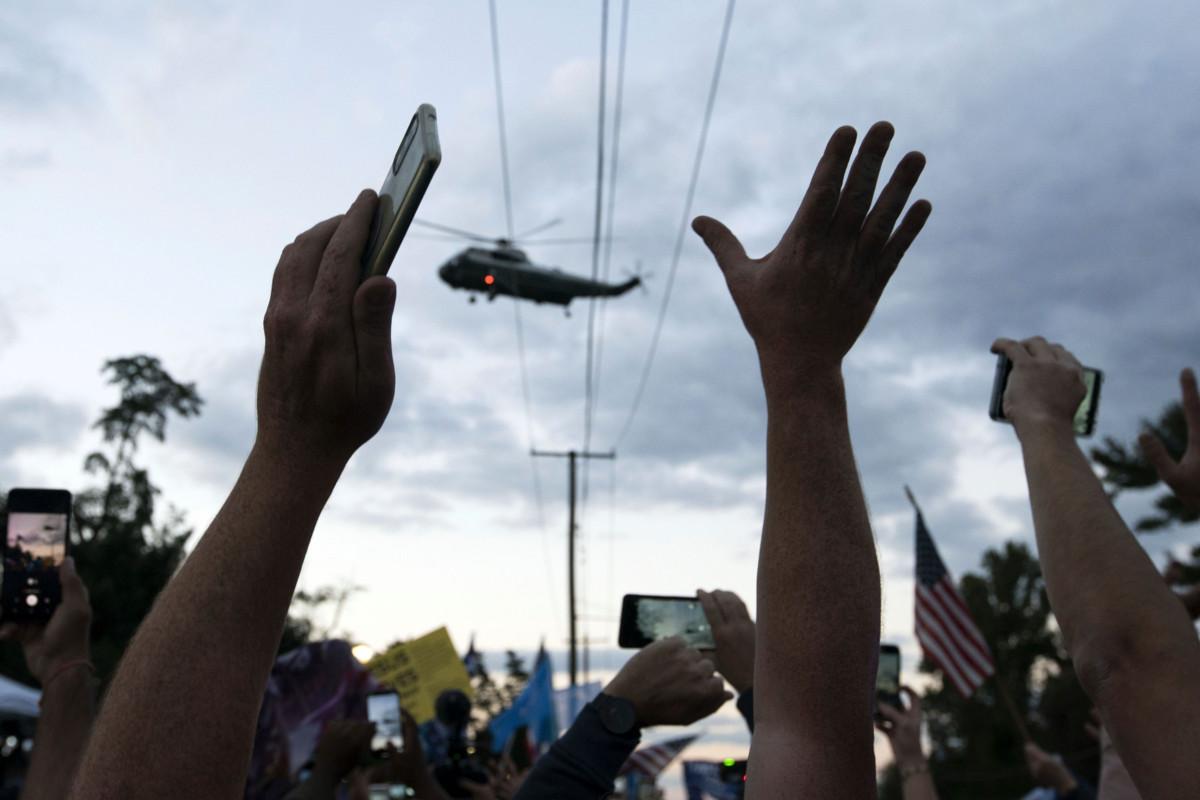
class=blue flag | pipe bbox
[489,648,558,752]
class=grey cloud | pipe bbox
[0,26,93,115]
[0,393,88,465]
[0,148,51,172]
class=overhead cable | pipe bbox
[612,0,736,450]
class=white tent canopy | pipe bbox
[0,675,40,718]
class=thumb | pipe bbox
[354,276,397,379]
[60,557,90,612]
[692,216,747,274]
[1139,429,1177,483]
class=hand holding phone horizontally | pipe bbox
[360,104,442,281]
[618,594,715,649]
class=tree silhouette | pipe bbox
[1,356,201,688]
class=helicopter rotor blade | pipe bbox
[408,232,480,242]
[517,235,628,246]
[514,217,563,240]
[412,219,499,244]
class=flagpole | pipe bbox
[993,674,1032,743]
[903,484,922,516]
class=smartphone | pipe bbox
[989,353,1103,437]
[367,690,404,754]
[875,644,901,721]
[2,489,71,622]
[618,594,715,649]
[360,103,442,281]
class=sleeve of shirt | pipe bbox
[512,703,641,800]
[736,688,754,733]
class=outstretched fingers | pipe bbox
[858,151,927,264]
[872,199,932,293]
[782,126,858,246]
[830,121,896,241]
[1181,368,1200,443]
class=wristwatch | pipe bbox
[592,693,639,736]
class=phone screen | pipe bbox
[619,595,715,649]
[876,648,901,698]
[3,491,70,620]
[361,104,441,280]
[368,692,404,752]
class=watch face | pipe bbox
[598,695,637,734]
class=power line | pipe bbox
[612,0,736,450]
[584,0,631,509]
[488,0,515,241]
[488,0,559,634]
[582,0,611,508]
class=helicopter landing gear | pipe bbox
[469,295,477,304]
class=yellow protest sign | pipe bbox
[369,627,473,723]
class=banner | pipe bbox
[370,626,473,724]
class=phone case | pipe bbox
[361,103,442,281]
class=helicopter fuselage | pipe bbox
[437,246,638,306]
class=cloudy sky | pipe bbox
[2,0,1198,792]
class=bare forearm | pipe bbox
[72,445,344,799]
[902,773,938,800]
[24,670,94,800]
[754,368,879,786]
[1016,421,1196,676]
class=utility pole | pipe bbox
[532,448,615,686]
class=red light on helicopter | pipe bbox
[484,275,495,285]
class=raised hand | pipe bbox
[1139,368,1200,513]
[697,589,755,693]
[0,557,92,686]
[989,336,1087,434]
[694,122,930,382]
[257,189,397,464]
[1023,743,1079,794]
[604,637,731,728]
[311,719,374,786]
[370,710,442,795]
[874,687,925,770]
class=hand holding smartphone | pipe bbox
[875,644,901,726]
[989,352,1103,437]
[360,104,442,281]
[367,690,405,755]
[618,594,715,649]
[3,489,72,622]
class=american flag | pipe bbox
[915,509,995,696]
[619,735,699,779]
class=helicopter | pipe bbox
[414,219,643,310]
